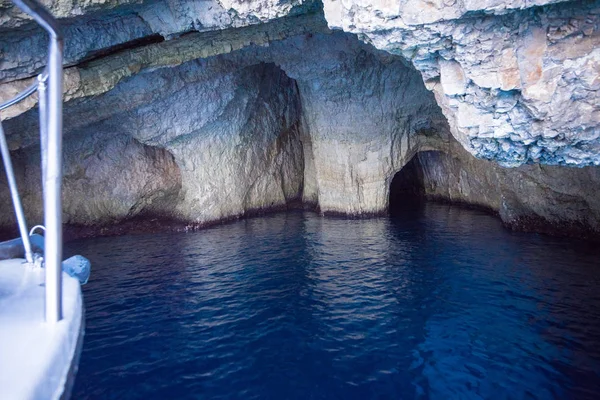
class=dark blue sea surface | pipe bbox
[68,205,600,399]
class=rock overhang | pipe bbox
[214,0,600,167]
[1,0,599,238]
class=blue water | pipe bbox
[68,205,600,399]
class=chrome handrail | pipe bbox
[0,81,38,111]
[0,73,48,267]
[8,0,64,323]
[0,75,47,270]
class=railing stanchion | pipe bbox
[38,74,48,198]
[44,33,64,323]
[12,0,65,323]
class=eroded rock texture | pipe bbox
[390,145,600,237]
[268,33,447,215]
[0,134,181,227]
[0,0,599,239]
[2,59,304,228]
[320,0,600,167]
[0,0,322,84]
[1,10,448,226]
[218,0,600,166]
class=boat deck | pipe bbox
[0,259,83,400]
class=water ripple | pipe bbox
[69,206,600,399]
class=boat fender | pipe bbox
[62,255,91,285]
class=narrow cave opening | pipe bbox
[388,154,426,216]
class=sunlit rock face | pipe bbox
[220,0,600,167]
[267,34,448,215]
[216,0,319,22]
[320,0,600,167]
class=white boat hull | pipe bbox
[0,259,84,400]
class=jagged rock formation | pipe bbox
[0,0,599,239]
[0,0,322,84]
[0,4,324,120]
[221,0,600,166]
[322,0,600,167]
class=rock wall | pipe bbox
[0,11,327,122]
[1,13,448,228]
[219,0,600,167]
[1,59,305,229]
[390,146,600,238]
[267,33,448,215]
[0,0,599,240]
[322,0,600,167]
[0,0,321,82]
[0,134,181,227]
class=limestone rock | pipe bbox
[400,145,600,237]
[0,0,142,29]
[1,1,599,241]
[2,27,448,221]
[0,0,317,84]
[2,58,305,228]
[321,0,600,166]
[0,12,327,122]
[216,0,318,21]
[0,134,181,228]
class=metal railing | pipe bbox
[0,114,34,264]
[0,81,39,111]
[1,0,64,323]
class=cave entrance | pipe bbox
[388,154,426,216]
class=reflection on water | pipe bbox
[69,205,600,399]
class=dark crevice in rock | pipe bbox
[74,33,165,68]
[388,150,600,241]
[389,155,426,216]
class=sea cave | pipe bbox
[1,0,600,398]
